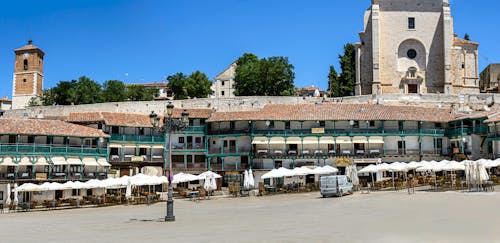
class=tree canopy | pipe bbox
[327,43,356,97]
[234,53,295,96]
[167,71,213,100]
[31,76,159,106]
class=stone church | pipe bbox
[355,0,479,95]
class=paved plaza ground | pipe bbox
[1,188,499,243]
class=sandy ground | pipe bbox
[1,188,499,243]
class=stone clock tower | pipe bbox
[12,40,45,109]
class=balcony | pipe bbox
[110,134,164,143]
[0,144,107,156]
[176,126,206,134]
[252,128,445,137]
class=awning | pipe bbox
[51,157,68,165]
[18,157,33,166]
[97,158,111,167]
[138,144,151,148]
[368,136,385,144]
[0,157,17,166]
[269,137,285,145]
[35,157,49,166]
[336,137,352,144]
[152,145,164,149]
[352,136,368,143]
[252,137,268,144]
[67,158,83,165]
[319,136,335,144]
[82,157,99,166]
[109,144,122,148]
[285,137,301,144]
[302,137,319,145]
[123,144,137,148]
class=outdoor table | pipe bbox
[370,149,380,154]
[314,150,323,155]
[356,150,365,155]
[288,150,297,155]
[302,151,310,155]
[328,150,336,155]
[188,191,200,201]
[111,155,119,160]
[342,150,351,155]
[257,150,268,154]
[265,186,277,193]
[274,150,283,155]
[152,155,163,159]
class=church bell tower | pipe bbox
[12,40,44,109]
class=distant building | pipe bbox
[213,62,236,98]
[480,64,500,93]
[356,0,479,95]
[126,81,173,100]
[12,40,45,109]
[0,97,12,111]
[295,86,325,97]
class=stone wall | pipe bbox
[2,94,499,119]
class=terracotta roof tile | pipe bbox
[0,118,108,137]
[170,109,213,119]
[207,103,458,123]
[67,112,154,127]
[483,112,500,123]
[453,37,479,46]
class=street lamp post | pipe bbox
[150,102,189,222]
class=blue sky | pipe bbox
[0,0,499,99]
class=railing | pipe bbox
[252,128,445,136]
[178,126,206,134]
[0,144,107,156]
[110,134,164,143]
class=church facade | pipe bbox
[355,0,479,95]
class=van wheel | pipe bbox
[338,190,343,197]
[322,194,326,198]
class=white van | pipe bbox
[320,175,354,197]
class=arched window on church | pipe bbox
[23,59,28,70]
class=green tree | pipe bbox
[74,76,103,104]
[27,96,41,107]
[234,53,295,96]
[338,43,356,96]
[167,72,189,99]
[167,71,213,99]
[327,66,341,97]
[185,71,213,98]
[102,80,127,102]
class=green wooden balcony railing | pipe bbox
[0,144,107,156]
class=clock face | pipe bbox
[23,52,29,59]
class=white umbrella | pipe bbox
[276,167,294,177]
[14,183,41,192]
[125,179,132,200]
[173,172,200,183]
[347,165,359,187]
[13,183,19,205]
[261,169,280,179]
[198,171,222,180]
[323,165,339,174]
[5,183,11,206]
[358,164,379,187]
[210,174,217,190]
[243,170,250,190]
[203,175,211,191]
[248,169,255,188]
[291,166,314,176]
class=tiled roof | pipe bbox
[207,103,458,122]
[171,109,213,119]
[68,109,212,127]
[453,37,479,46]
[455,110,499,120]
[14,43,44,54]
[0,118,108,137]
[483,112,500,123]
[67,112,154,127]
